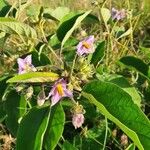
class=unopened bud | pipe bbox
[121,134,128,146]
[26,86,33,100]
[72,113,84,129]
[16,84,25,92]
[37,90,46,106]
[112,129,117,137]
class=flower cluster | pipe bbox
[17,35,95,129]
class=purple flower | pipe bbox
[48,78,73,106]
[77,35,95,56]
[72,113,84,129]
[17,55,37,74]
[111,8,126,21]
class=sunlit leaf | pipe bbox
[7,72,59,83]
[101,8,111,23]
[51,7,70,21]
[0,17,37,40]
[117,28,132,39]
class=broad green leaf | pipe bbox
[109,76,141,107]
[57,12,82,42]
[44,104,65,150]
[101,8,111,23]
[31,50,51,66]
[51,7,70,21]
[91,41,105,66]
[5,90,27,136]
[117,28,132,39]
[119,56,150,81]
[62,141,78,150]
[0,17,37,39]
[61,10,91,48]
[7,72,59,83]
[16,105,50,150]
[82,80,150,150]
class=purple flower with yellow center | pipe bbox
[48,78,73,106]
[77,35,95,56]
[72,113,84,129]
[111,8,126,21]
[17,55,37,74]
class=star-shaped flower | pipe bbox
[48,78,73,106]
[17,55,37,74]
[77,35,95,56]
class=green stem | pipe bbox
[70,54,77,79]
[103,117,108,150]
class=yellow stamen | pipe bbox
[25,64,31,71]
[56,83,64,96]
[82,41,90,49]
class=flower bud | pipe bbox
[25,86,33,100]
[16,84,25,92]
[37,90,46,106]
[71,102,85,129]
[121,134,128,146]
[72,113,84,129]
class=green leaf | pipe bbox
[83,80,150,150]
[117,28,132,39]
[109,76,141,107]
[5,90,27,136]
[7,72,59,83]
[91,41,105,66]
[44,104,65,150]
[31,50,51,66]
[101,8,111,24]
[57,12,81,41]
[119,56,150,80]
[16,105,50,150]
[0,17,37,39]
[26,5,41,22]
[62,141,78,150]
[57,11,91,46]
[51,7,70,21]
[61,10,91,48]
